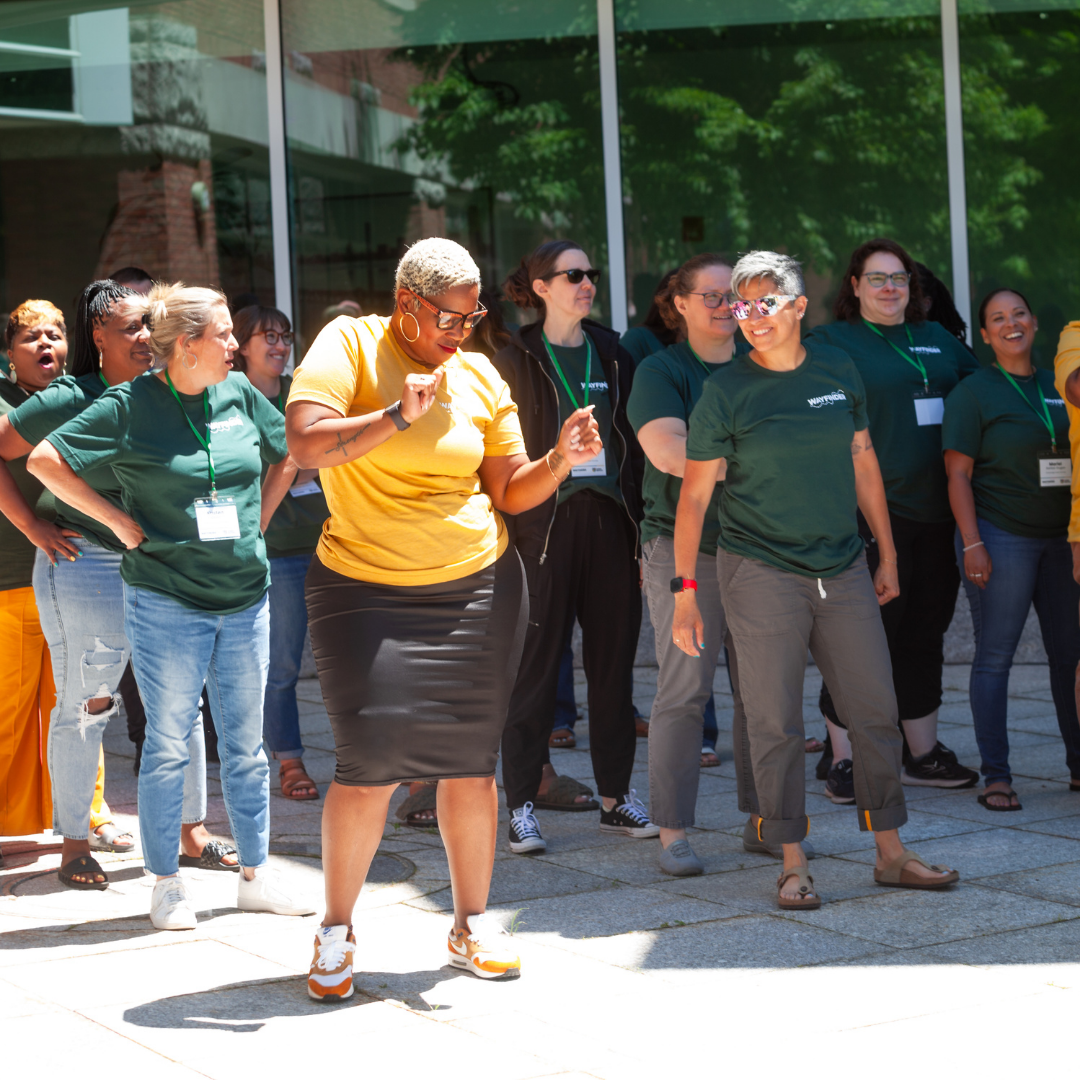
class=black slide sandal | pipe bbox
[58,854,109,890]
[178,839,239,871]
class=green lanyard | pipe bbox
[863,319,928,392]
[277,391,284,414]
[688,344,715,378]
[542,331,592,410]
[98,372,109,389]
[995,364,1058,453]
[164,369,217,494]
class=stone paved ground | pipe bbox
[2,664,1079,1077]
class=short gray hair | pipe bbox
[731,251,805,299]
[394,237,481,299]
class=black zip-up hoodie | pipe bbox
[491,318,644,563]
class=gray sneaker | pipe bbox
[741,818,816,860]
[658,838,704,877]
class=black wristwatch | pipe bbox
[669,577,698,594]
[385,400,411,431]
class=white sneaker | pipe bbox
[150,874,197,930]
[237,866,317,916]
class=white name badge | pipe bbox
[571,447,607,478]
[1039,455,1073,487]
[194,497,241,541]
[289,479,322,497]
[913,396,945,426]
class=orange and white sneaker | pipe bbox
[307,924,356,1002]
[448,913,521,980]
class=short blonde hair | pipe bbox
[136,282,228,370]
[395,237,480,300]
[6,299,66,350]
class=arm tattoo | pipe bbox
[325,423,371,459]
[850,432,872,457]
[547,448,568,482]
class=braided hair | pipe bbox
[69,279,137,378]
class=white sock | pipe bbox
[825,718,852,761]
[902,710,939,759]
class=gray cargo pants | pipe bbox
[642,537,757,829]
[718,551,907,845]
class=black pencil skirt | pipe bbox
[305,548,528,785]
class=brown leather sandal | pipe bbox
[777,865,821,910]
[874,849,959,890]
[279,759,319,800]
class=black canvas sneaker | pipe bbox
[825,759,856,804]
[599,790,660,838]
[902,742,979,788]
[508,802,547,854]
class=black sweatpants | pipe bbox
[822,510,959,727]
[501,490,641,810]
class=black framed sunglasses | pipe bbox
[546,267,601,286]
[412,292,489,332]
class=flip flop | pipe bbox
[874,848,959,890]
[777,865,821,910]
[548,728,576,749]
[977,789,1022,812]
[88,822,135,853]
[178,839,239,871]
[533,774,599,812]
[700,748,720,768]
[59,854,109,890]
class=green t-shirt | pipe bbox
[942,365,1071,539]
[805,320,978,524]
[48,371,287,614]
[627,340,749,555]
[10,373,128,552]
[686,342,869,578]
[620,325,666,370]
[262,374,329,559]
[0,381,55,592]
[546,333,623,507]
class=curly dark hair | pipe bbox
[833,238,926,324]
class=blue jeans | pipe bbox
[264,554,311,759]
[956,518,1080,785]
[552,634,577,732]
[34,541,206,840]
[125,585,270,876]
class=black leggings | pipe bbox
[822,510,959,728]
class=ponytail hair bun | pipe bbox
[133,282,228,370]
[502,239,585,319]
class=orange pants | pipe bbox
[0,587,109,838]
[0,586,55,836]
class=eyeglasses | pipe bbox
[862,272,911,288]
[253,329,294,346]
[730,294,797,320]
[687,291,735,309]
[412,292,488,332]
[546,268,601,286]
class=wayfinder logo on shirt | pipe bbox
[208,415,244,434]
[807,390,848,409]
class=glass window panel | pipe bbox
[0,1,273,323]
[959,0,1080,366]
[280,0,608,347]
[615,0,952,329]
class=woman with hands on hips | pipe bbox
[943,289,1080,811]
[672,250,958,911]
[27,283,311,932]
[286,238,599,999]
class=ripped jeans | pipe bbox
[34,541,206,841]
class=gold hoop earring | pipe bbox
[182,351,198,370]
[399,311,420,343]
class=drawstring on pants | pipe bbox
[817,578,827,599]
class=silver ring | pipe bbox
[973,573,983,578]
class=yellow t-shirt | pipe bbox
[289,315,526,585]
[1052,321,1080,542]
